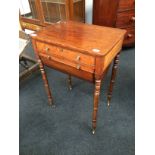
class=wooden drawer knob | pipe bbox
[76,55,80,61]
[76,64,81,70]
[127,34,133,38]
[44,47,49,52]
[131,16,135,22]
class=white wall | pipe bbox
[85,0,93,24]
[20,0,31,15]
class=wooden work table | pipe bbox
[30,21,126,134]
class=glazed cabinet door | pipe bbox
[20,0,85,30]
[20,0,45,28]
[40,0,69,23]
[20,0,39,20]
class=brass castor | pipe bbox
[69,86,72,91]
[68,75,72,91]
[107,100,110,107]
[51,104,56,108]
[92,129,96,134]
[48,100,55,108]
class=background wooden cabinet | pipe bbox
[93,0,135,47]
[20,0,85,30]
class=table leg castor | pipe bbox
[68,75,72,91]
[92,129,96,134]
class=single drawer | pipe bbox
[123,27,135,46]
[116,10,135,28]
[61,48,95,66]
[118,0,135,11]
[36,42,95,66]
[39,53,95,73]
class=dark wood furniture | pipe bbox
[20,0,85,31]
[93,0,135,47]
[30,21,126,134]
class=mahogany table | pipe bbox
[30,21,126,134]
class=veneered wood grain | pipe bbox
[93,0,119,27]
[118,0,135,12]
[31,21,126,57]
[116,10,135,28]
[103,37,123,71]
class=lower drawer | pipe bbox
[39,53,94,82]
[39,53,95,73]
[123,27,135,46]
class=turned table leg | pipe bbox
[68,75,72,90]
[92,80,102,134]
[38,59,54,107]
[107,53,120,107]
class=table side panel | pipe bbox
[103,37,123,71]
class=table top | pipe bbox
[31,21,126,56]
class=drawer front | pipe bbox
[38,53,94,82]
[36,41,61,56]
[116,10,135,28]
[39,53,94,73]
[36,42,95,66]
[118,0,135,11]
[123,28,135,46]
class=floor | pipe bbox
[19,46,135,155]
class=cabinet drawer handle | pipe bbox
[131,16,135,22]
[47,55,51,60]
[44,47,49,52]
[127,34,133,38]
[76,55,80,61]
[76,64,81,70]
